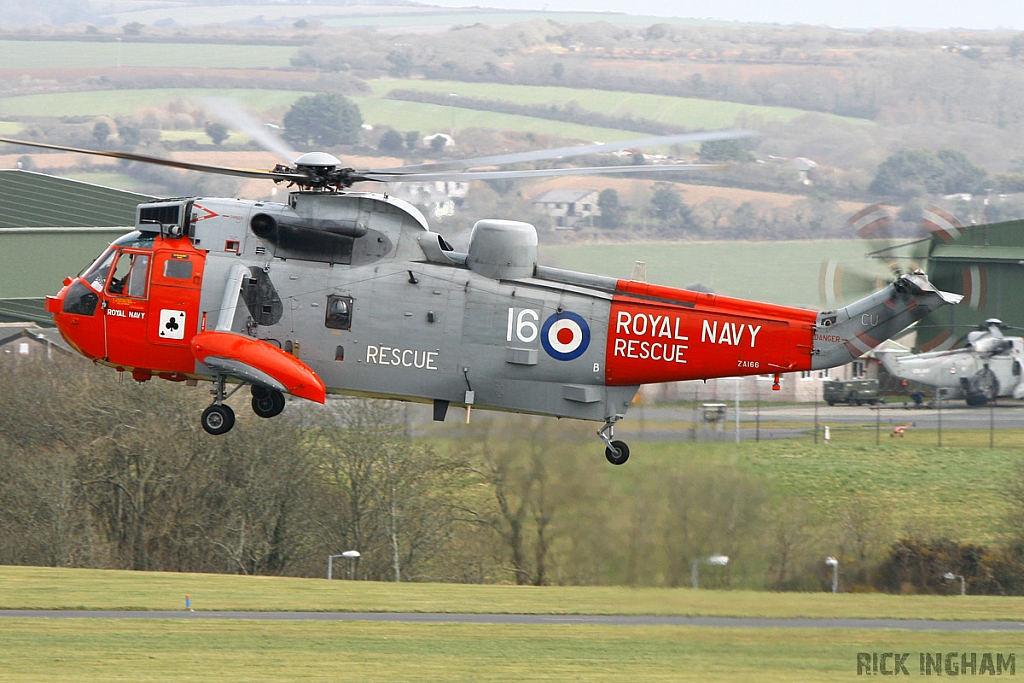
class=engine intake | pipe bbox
[466,220,537,280]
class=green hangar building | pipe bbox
[0,170,150,324]
[917,218,1024,351]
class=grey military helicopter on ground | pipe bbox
[879,319,1024,406]
[0,117,961,463]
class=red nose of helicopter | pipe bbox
[45,275,105,360]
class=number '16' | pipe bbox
[507,307,539,343]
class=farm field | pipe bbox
[75,3,730,30]
[351,95,651,141]
[368,79,862,129]
[0,88,655,142]
[320,9,693,29]
[0,41,297,70]
[538,239,888,308]
[528,175,868,212]
[0,88,313,118]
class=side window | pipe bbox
[107,252,132,294]
[107,251,149,298]
[126,254,149,297]
[325,295,353,330]
[164,259,193,279]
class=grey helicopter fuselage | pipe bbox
[197,190,634,421]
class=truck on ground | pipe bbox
[823,379,881,406]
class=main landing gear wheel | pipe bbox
[597,415,629,465]
[201,404,235,435]
[251,387,286,418]
[605,440,630,465]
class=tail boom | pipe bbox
[811,272,962,370]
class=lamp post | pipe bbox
[825,556,838,593]
[327,550,361,580]
[690,554,729,589]
[943,572,965,596]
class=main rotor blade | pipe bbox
[368,130,756,174]
[0,136,304,183]
[201,98,299,165]
[360,163,727,183]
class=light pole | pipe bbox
[690,554,729,589]
[943,572,965,596]
[825,556,838,593]
[734,377,740,443]
[327,550,361,580]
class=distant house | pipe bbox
[422,133,455,148]
[388,180,468,220]
[791,157,818,185]
[531,189,600,228]
[0,322,71,360]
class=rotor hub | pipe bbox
[275,152,355,190]
[293,152,342,168]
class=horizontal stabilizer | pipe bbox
[191,331,326,404]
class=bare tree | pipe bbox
[306,400,455,582]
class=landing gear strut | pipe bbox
[598,415,629,465]
[201,375,243,435]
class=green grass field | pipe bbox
[0,41,297,69]
[1,619,1019,683]
[1,566,1022,620]
[0,87,651,141]
[622,434,1023,545]
[0,89,312,118]
[368,79,856,129]
[351,96,652,141]
[0,567,1021,682]
[539,239,888,308]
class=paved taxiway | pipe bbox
[1,610,1021,631]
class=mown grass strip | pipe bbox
[0,567,1021,621]
[0,619,1019,683]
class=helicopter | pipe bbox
[0,127,962,464]
[879,319,1024,406]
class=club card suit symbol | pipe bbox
[159,309,187,340]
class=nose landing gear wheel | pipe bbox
[605,440,629,465]
[201,404,235,435]
[251,388,286,418]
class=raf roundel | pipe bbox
[541,311,590,361]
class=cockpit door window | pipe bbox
[107,251,150,298]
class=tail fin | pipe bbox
[876,348,908,377]
[811,271,961,370]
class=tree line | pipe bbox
[3,355,1024,594]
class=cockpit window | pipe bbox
[80,232,156,291]
[81,248,116,292]
[107,251,150,298]
[112,231,156,249]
